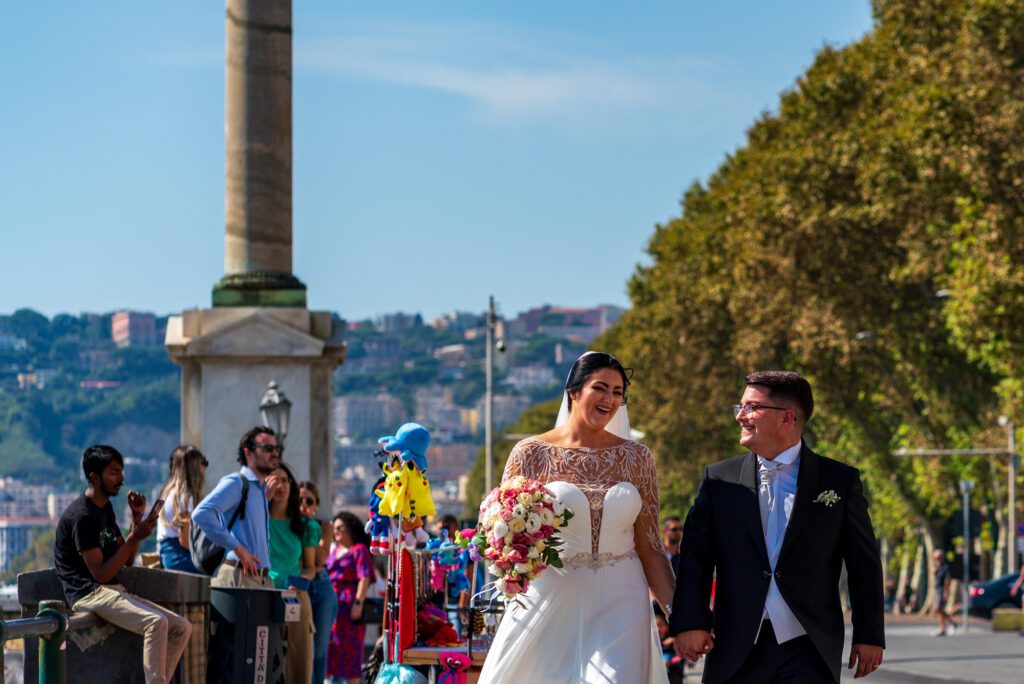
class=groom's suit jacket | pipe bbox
[669,444,885,683]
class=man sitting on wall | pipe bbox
[54,445,193,684]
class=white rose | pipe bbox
[512,504,527,519]
[527,547,540,559]
[488,564,502,577]
[493,520,509,538]
[540,508,555,526]
[526,514,542,533]
[514,562,533,575]
[552,499,565,515]
[508,518,527,534]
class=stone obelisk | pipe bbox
[214,0,306,307]
[166,0,345,490]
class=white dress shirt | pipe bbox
[756,441,806,643]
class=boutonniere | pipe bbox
[813,490,841,507]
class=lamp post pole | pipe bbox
[1003,418,1018,572]
[485,296,495,494]
[959,479,974,633]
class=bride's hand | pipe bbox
[674,629,714,662]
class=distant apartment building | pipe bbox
[505,364,557,391]
[0,518,58,572]
[48,492,79,518]
[16,369,57,390]
[334,393,406,439]
[414,386,475,438]
[0,334,27,351]
[476,394,533,431]
[507,305,625,343]
[374,312,422,334]
[111,311,158,347]
[0,477,64,517]
[429,311,482,332]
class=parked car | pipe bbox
[968,572,1022,618]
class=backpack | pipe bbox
[190,474,250,575]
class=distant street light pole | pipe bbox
[959,479,975,633]
[485,296,496,494]
[999,416,1018,571]
[894,419,1019,575]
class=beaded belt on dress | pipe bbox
[563,549,639,571]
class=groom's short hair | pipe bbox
[744,370,814,423]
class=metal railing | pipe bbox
[0,600,69,684]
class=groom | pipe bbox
[670,371,884,682]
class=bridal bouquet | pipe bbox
[460,476,574,599]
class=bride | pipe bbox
[478,352,675,684]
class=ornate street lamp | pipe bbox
[260,380,292,444]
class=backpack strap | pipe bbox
[226,474,250,531]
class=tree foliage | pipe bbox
[601,0,1024,596]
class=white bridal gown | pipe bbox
[478,438,674,684]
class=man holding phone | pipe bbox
[54,445,193,684]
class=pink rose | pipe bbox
[539,525,555,537]
[499,509,514,522]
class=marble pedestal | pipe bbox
[165,307,346,488]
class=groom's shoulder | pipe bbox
[705,453,749,479]
[807,446,861,481]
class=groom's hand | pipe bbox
[848,643,883,678]
[674,630,714,661]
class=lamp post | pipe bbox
[999,416,1018,571]
[259,380,292,445]
[959,479,975,633]
[484,296,496,494]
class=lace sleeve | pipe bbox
[632,444,676,610]
[500,440,529,482]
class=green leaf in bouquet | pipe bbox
[561,508,575,524]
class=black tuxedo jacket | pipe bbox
[669,444,885,683]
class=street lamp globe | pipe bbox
[260,380,292,444]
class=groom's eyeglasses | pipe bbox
[732,403,789,417]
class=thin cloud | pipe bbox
[297,22,717,123]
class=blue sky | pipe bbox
[1,1,873,323]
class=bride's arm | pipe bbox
[500,440,529,482]
[632,444,676,611]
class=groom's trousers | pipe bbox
[724,620,833,684]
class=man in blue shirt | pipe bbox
[192,426,284,588]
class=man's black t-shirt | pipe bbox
[54,494,123,606]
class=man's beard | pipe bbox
[254,461,277,476]
[102,483,121,497]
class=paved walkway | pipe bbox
[684,617,1024,683]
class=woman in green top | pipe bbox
[267,463,320,683]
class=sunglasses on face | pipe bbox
[253,444,284,454]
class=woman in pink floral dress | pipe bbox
[326,511,376,683]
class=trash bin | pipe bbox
[208,586,299,684]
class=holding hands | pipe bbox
[674,629,714,662]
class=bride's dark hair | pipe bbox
[564,352,633,408]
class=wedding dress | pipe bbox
[477,437,675,684]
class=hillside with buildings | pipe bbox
[0,303,623,574]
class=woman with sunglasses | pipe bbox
[267,463,321,683]
[299,480,338,684]
[156,445,207,572]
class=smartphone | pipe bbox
[287,575,311,592]
[147,499,165,521]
